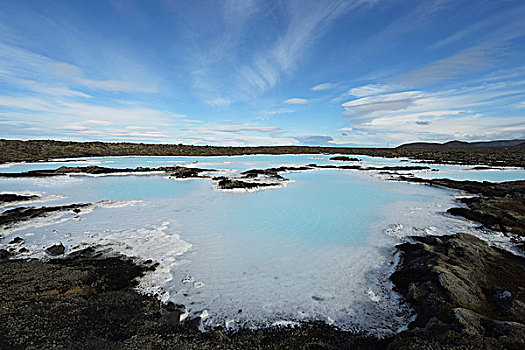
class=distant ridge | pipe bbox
[470,139,525,147]
[397,139,525,149]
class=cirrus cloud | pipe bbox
[284,97,308,104]
[311,82,335,91]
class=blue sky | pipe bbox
[0,0,524,146]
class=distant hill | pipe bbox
[397,139,525,149]
[470,139,525,147]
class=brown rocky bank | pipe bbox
[390,233,525,349]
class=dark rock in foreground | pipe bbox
[0,249,12,259]
[8,236,24,245]
[46,243,65,256]
[390,233,525,349]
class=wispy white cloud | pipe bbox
[347,84,392,97]
[260,108,295,116]
[187,1,374,104]
[212,125,283,135]
[311,82,335,91]
[0,43,157,94]
[203,97,234,107]
[331,84,394,103]
[294,135,334,145]
[429,4,525,49]
[342,91,422,116]
[284,98,308,105]
[49,62,157,93]
[394,44,503,88]
[339,75,525,145]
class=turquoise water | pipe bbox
[2,154,523,182]
[0,155,521,333]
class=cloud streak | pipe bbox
[284,98,308,105]
[311,83,335,91]
[339,75,525,145]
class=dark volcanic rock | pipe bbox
[55,165,129,174]
[0,203,91,228]
[363,165,431,171]
[0,193,39,203]
[0,165,132,177]
[329,156,360,161]
[241,169,285,180]
[46,243,65,256]
[491,289,517,312]
[212,166,312,190]
[309,164,362,170]
[391,233,525,349]
[396,178,525,236]
[170,166,210,178]
[241,166,311,180]
[8,236,24,245]
[471,166,497,170]
[309,164,430,171]
[0,165,216,179]
[0,249,12,260]
[215,177,277,190]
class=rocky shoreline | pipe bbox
[1,165,524,348]
[1,233,523,349]
[393,177,525,238]
[0,163,432,191]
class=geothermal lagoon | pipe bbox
[1,155,523,335]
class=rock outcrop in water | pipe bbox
[0,163,435,195]
[213,176,279,190]
[170,166,215,179]
[0,165,215,178]
[0,203,91,228]
[395,177,525,237]
[329,156,361,162]
[0,193,39,204]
